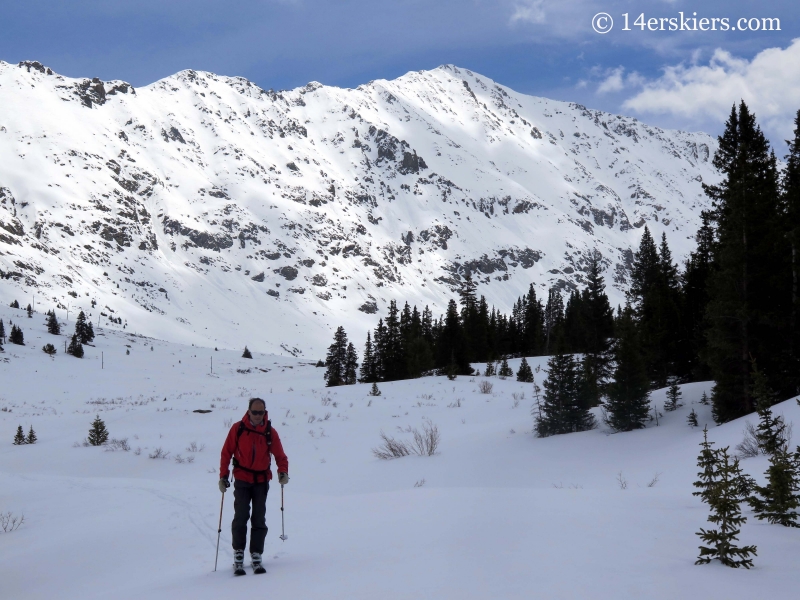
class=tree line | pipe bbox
[324,101,799,427]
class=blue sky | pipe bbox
[1,0,797,144]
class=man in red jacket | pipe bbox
[219,397,289,575]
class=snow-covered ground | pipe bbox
[2,303,798,599]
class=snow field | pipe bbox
[2,303,799,599]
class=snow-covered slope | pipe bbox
[2,303,798,599]
[0,60,719,355]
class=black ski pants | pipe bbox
[231,479,269,553]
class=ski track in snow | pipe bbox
[2,304,800,599]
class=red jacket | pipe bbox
[220,412,289,483]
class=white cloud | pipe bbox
[622,39,800,139]
[596,67,645,95]
[510,0,546,25]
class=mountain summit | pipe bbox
[0,61,717,355]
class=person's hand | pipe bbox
[218,477,230,493]
[278,472,289,485]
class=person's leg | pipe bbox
[249,481,270,554]
[232,480,254,552]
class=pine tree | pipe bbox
[26,304,32,318]
[544,288,564,354]
[516,357,533,382]
[605,307,651,432]
[344,342,359,385]
[87,415,109,446]
[751,362,786,455]
[46,311,61,335]
[498,356,513,378]
[67,334,84,358]
[10,300,19,308]
[535,344,595,436]
[748,444,800,527]
[664,382,683,412]
[360,332,375,383]
[26,426,37,444]
[0,319,5,343]
[369,382,381,397]
[324,326,348,387]
[42,343,57,356]
[705,102,786,422]
[693,426,718,504]
[483,361,496,377]
[700,391,710,406]
[84,321,95,344]
[13,425,26,445]
[695,445,757,568]
[242,346,253,359]
[687,408,699,427]
[9,324,24,345]
[681,212,715,381]
[782,109,800,388]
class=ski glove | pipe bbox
[278,472,289,485]
[218,477,230,493]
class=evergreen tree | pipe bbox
[700,391,710,406]
[483,361,496,377]
[26,303,32,318]
[748,445,800,527]
[535,343,595,436]
[46,310,61,335]
[695,445,757,568]
[42,343,57,356]
[75,311,94,344]
[705,102,787,422]
[10,299,19,308]
[516,357,533,382]
[437,299,472,375]
[681,212,715,381]
[67,334,84,358]
[344,342,359,385]
[0,319,5,343]
[580,250,615,404]
[84,321,95,344]
[605,307,651,431]
[13,425,26,445]
[687,408,699,427]
[369,382,381,397]
[544,288,564,354]
[693,426,718,504]
[26,426,37,445]
[664,382,683,412]
[9,324,24,345]
[498,356,513,378]
[782,109,800,386]
[751,363,786,455]
[87,415,109,446]
[359,332,375,383]
[324,326,348,387]
[242,346,253,359]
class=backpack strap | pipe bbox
[232,420,273,483]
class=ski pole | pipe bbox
[279,484,287,541]
[214,491,225,571]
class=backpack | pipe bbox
[232,419,272,482]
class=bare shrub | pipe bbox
[373,431,411,459]
[511,392,524,409]
[447,398,462,408]
[323,412,331,421]
[321,396,331,406]
[186,441,205,453]
[478,381,493,394]
[105,438,130,452]
[148,447,170,460]
[647,472,662,488]
[414,478,426,488]
[1,512,24,533]
[308,415,317,424]
[186,455,195,463]
[616,472,628,490]
[223,418,233,428]
[410,420,440,456]
[134,447,142,455]
[174,454,186,464]
[736,422,762,458]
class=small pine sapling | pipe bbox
[516,357,534,383]
[483,361,496,377]
[26,426,37,445]
[498,357,513,378]
[664,382,683,412]
[242,346,253,359]
[687,408,699,427]
[700,391,710,406]
[87,415,109,446]
[26,304,32,318]
[695,439,757,568]
[369,382,382,397]
[13,425,26,445]
[42,343,57,356]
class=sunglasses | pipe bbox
[249,410,265,416]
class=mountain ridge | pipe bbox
[0,60,719,356]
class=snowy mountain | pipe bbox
[0,60,719,356]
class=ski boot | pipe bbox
[233,549,246,576]
[251,552,266,574]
